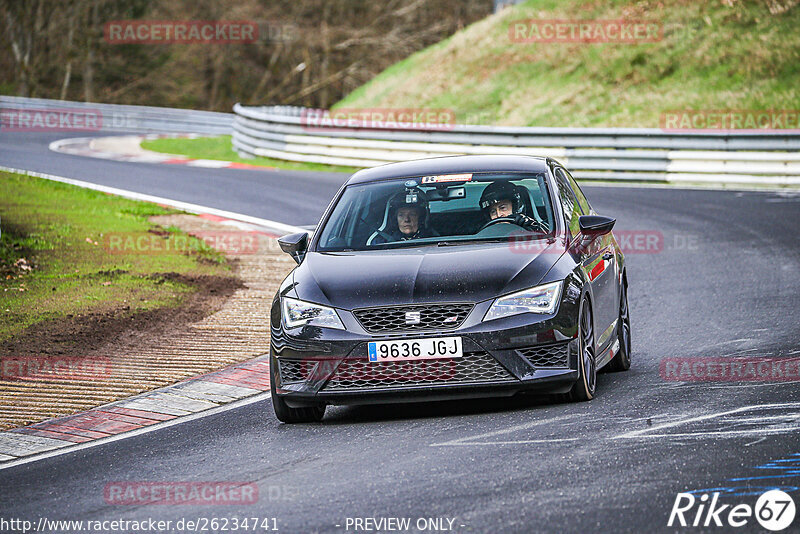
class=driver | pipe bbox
[371,188,434,244]
[478,181,545,232]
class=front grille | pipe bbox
[278,359,313,383]
[518,343,569,368]
[322,352,516,391]
[353,303,473,333]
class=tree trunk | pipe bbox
[82,0,96,102]
[319,3,331,109]
[61,62,72,100]
[301,47,312,107]
[60,13,75,100]
[83,47,93,102]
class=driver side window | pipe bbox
[564,169,592,215]
[554,168,582,236]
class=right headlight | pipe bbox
[483,281,563,322]
[282,297,345,330]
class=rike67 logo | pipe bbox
[669,490,796,531]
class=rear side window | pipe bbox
[553,168,581,235]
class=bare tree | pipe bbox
[0,0,493,109]
[2,0,50,96]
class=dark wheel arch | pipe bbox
[607,272,631,372]
[269,354,326,423]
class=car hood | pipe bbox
[292,240,564,309]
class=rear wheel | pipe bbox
[270,357,326,423]
[607,283,631,372]
[568,298,596,401]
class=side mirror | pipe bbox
[579,215,616,237]
[278,232,308,264]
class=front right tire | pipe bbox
[568,298,596,402]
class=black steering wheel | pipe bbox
[478,216,525,232]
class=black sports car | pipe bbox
[270,155,630,423]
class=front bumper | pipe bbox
[279,369,578,407]
[271,298,581,407]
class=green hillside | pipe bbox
[335,0,800,127]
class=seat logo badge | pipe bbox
[405,311,421,324]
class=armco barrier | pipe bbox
[232,104,800,184]
[1,96,233,135]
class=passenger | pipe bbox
[371,189,435,244]
[478,181,545,232]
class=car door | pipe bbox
[564,168,620,347]
[553,167,617,349]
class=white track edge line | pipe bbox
[0,392,271,472]
[0,165,307,236]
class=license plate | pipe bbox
[368,337,463,363]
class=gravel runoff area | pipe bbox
[0,214,294,430]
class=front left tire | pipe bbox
[270,356,326,423]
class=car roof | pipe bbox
[345,155,553,185]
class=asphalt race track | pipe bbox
[2,131,800,533]
[0,132,347,227]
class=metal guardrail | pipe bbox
[232,104,800,184]
[1,96,233,135]
[2,97,796,185]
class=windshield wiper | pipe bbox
[437,237,508,247]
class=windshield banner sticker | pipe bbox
[421,173,473,184]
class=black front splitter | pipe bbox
[278,371,578,407]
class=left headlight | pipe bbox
[483,281,563,322]
[282,297,345,330]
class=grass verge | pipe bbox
[141,135,361,174]
[336,0,800,127]
[0,171,234,342]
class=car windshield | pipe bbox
[315,172,554,251]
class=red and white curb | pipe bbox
[0,166,313,469]
[49,134,274,171]
[0,356,272,466]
